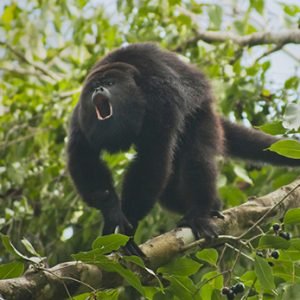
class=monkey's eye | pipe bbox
[103,80,114,87]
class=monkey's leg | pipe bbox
[119,137,176,257]
[121,140,175,232]
[178,150,220,239]
[177,113,223,239]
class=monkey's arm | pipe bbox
[67,110,132,234]
[121,120,177,230]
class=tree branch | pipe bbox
[0,178,300,299]
[0,41,62,82]
[176,29,300,51]
[0,66,56,84]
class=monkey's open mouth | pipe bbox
[92,93,113,121]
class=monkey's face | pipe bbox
[82,64,144,121]
[88,69,129,122]
[78,63,146,151]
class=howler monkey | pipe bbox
[67,43,300,239]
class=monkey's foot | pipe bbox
[178,214,218,240]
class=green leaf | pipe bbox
[114,266,145,296]
[1,234,30,261]
[254,256,275,291]
[234,20,246,35]
[123,255,145,268]
[250,0,264,14]
[158,257,201,276]
[277,283,300,300]
[258,235,290,249]
[176,14,192,26]
[284,76,299,89]
[234,165,253,184]
[219,185,247,206]
[201,270,224,289]
[92,234,129,254]
[124,255,164,290]
[166,275,196,300]
[284,208,300,225]
[21,238,41,257]
[283,4,300,16]
[0,261,24,279]
[240,270,256,286]
[100,258,145,296]
[1,4,16,25]
[258,122,286,135]
[269,140,300,159]
[208,5,223,30]
[196,248,218,266]
[290,238,300,251]
[72,248,107,263]
[74,253,145,295]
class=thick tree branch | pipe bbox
[0,178,300,299]
[176,29,300,51]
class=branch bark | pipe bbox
[0,178,300,300]
[176,29,300,51]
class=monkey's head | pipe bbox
[78,62,146,151]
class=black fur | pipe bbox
[67,43,300,238]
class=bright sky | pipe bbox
[0,0,299,87]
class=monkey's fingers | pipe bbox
[178,216,219,240]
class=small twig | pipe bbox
[224,243,254,262]
[196,270,230,290]
[242,278,257,300]
[255,43,284,62]
[246,232,264,244]
[0,128,48,149]
[181,235,239,252]
[40,266,97,296]
[0,41,62,81]
[57,88,81,99]
[0,66,56,84]
[38,268,73,300]
[282,48,300,63]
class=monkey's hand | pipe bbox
[101,193,146,258]
[178,210,219,240]
[102,208,146,258]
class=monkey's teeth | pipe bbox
[93,94,113,120]
[95,107,103,120]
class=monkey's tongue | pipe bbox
[93,94,113,121]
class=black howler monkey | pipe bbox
[67,43,300,239]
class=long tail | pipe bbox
[221,118,300,166]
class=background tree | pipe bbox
[0,0,300,299]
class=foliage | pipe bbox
[0,0,300,299]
